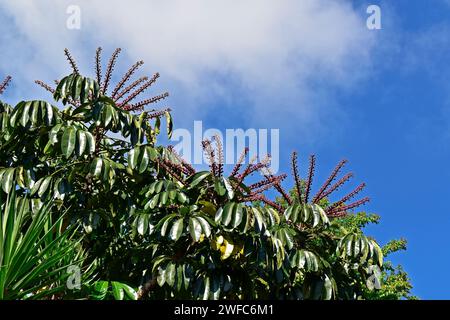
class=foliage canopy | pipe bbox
[0,48,414,300]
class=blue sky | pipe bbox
[1,0,450,299]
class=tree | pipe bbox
[0,48,414,299]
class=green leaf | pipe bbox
[165,111,173,138]
[214,179,226,196]
[103,104,113,128]
[91,281,109,300]
[1,168,15,193]
[354,236,361,256]
[169,218,184,241]
[189,217,202,242]
[302,205,311,223]
[202,276,211,300]
[148,147,158,161]
[169,190,177,200]
[346,234,354,257]
[221,202,235,226]
[102,160,111,186]
[111,281,125,300]
[189,171,210,188]
[372,240,383,267]
[30,177,43,196]
[285,204,300,222]
[147,181,157,195]
[276,228,294,250]
[176,265,184,292]
[157,266,166,287]
[323,275,333,300]
[215,207,223,224]
[232,203,243,228]
[222,177,234,200]
[242,208,252,233]
[80,77,88,104]
[148,194,159,209]
[166,263,176,287]
[45,102,54,125]
[38,176,52,198]
[76,130,86,156]
[136,214,149,235]
[177,192,187,204]
[160,214,175,236]
[61,126,76,158]
[196,216,211,238]
[49,124,62,144]
[138,146,149,173]
[155,180,164,193]
[120,283,138,300]
[30,102,39,125]
[20,101,31,127]
[15,167,25,189]
[91,157,103,177]
[160,191,169,205]
[252,208,264,231]
[85,131,95,154]
[128,147,140,170]
[72,75,83,103]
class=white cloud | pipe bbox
[0,0,376,138]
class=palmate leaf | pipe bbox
[153,259,192,293]
[274,227,295,250]
[192,273,233,300]
[128,145,158,172]
[92,98,134,133]
[284,203,330,228]
[132,213,154,236]
[213,205,277,234]
[290,249,321,272]
[157,213,179,238]
[129,111,148,146]
[215,202,245,230]
[88,157,122,188]
[188,215,212,242]
[45,124,95,158]
[54,74,100,105]
[303,274,337,300]
[141,179,188,209]
[337,233,383,267]
[8,101,60,129]
[0,167,37,195]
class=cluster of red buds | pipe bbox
[158,136,287,212]
[281,152,369,217]
[0,76,12,96]
[35,48,169,113]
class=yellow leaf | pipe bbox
[220,239,234,260]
